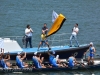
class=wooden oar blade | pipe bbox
[47,14,66,37]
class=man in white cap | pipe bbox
[86,42,96,65]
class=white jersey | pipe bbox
[72,27,79,35]
[25,28,33,37]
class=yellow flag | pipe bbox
[47,14,66,37]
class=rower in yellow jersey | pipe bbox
[38,31,51,50]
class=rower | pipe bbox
[32,52,46,68]
[16,52,28,68]
[0,49,11,69]
[0,48,3,67]
[86,42,96,65]
[48,50,66,67]
[68,54,77,68]
[47,50,55,65]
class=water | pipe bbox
[0,0,100,75]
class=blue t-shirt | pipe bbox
[0,59,8,69]
[49,55,55,64]
[16,56,24,68]
[68,57,74,67]
[32,57,41,68]
[52,58,58,67]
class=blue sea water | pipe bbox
[0,0,100,75]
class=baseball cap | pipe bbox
[34,52,37,55]
[90,42,93,45]
[17,52,21,55]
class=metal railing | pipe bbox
[0,33,89,48]
[48,33,71,46]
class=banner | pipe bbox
[47,12,66,37]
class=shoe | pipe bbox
[49,48,51,50]
[70,45,72,47]
[77,45,80,47]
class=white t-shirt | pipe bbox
[72,27,79,35]
[25,28,33,37]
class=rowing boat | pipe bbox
[0,58,100,73]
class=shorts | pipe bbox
[41,40,48,43]
[89,54,94,58]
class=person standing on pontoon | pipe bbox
[38,31,51,50]
[42,23,48,35]
[25,24,33,48]
[70,23,79,47]
[87,42,96,65]
[41,23,49,47]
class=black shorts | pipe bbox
[41,40,48,43]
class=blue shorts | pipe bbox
[90,54,94,57]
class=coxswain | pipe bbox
[87,42,96,65]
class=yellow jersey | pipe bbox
[41,34,46,41]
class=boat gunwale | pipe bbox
[8,44,89,55]
[0,63,100,73]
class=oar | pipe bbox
[68,67,82,75]
[12,72,23,74]
[79,62,95,75]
